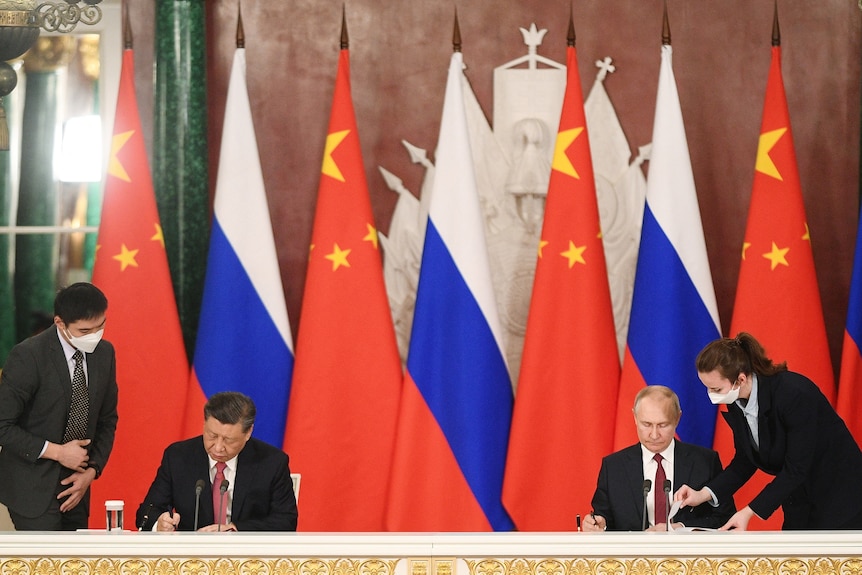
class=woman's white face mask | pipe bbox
[708,380,741,405]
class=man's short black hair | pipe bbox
[54,282,108,324]
[204,391,256,432]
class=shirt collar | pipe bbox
[56,327,77,361]
[737,373,759,416]
[208,454,239,474]
[640,438,676,465]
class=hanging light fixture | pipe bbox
[36,0,103,33]
[0,0,103,149]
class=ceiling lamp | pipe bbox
[0,0,103,149]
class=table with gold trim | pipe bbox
[0,532,860,575]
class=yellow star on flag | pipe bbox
[325,243,351,271]
[552,127,583,179]
[109,130,134,183]
[537,239,549,258]
[113,244,139,271]
[363,223,379,249]
[802,222,810,241]
[321,129,350,182]
[560,240,586,268]
[762,241,789,270]
[755,127,787,181]
[741,241,751,260]
[151,223,165,248]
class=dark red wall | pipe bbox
[131,0,862,377]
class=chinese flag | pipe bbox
[283,47,402,531]
[502,42,620,530]
[716,44,835,530]
[90,48,190,527]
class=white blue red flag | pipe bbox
[385,51,514,531]
[614,44,721,449]
[186,48,294,446]
[839,208,862,446]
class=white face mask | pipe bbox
[65,328,104,354]
[708,381,740,405]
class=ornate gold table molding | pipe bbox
[0,532,860,575]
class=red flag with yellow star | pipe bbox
[714,44,835,530]
[501,43,620,530]
[283,47,402,530]
[89,48,190,527]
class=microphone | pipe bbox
[217,478,229,532]
[193,479,205,531]
[641,479,652,531]
[663,479,672,530]
[138,502,155,531]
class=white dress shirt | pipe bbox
[640,439,676,526]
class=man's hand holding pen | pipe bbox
[156,510,180,531]
[582,512,607,531]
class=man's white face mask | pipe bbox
[65,327,104,354]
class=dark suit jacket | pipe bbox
[591,441,735,531]
[136,435,298,531]
[0,326,119,518]
[708,370,862,529]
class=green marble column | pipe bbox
[14,37,76,341]
[154,0,208,359]
[0,89,16,364]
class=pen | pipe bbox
[576,514,581,531]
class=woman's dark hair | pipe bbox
[696,332,787,381]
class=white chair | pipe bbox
[290,473,301,503]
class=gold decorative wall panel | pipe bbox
[0,532,861,575]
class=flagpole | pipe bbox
[236,1,244,49]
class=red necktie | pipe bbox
[212,461,227,524]
[653,453,667,526]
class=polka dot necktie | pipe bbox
[63,350,89,442]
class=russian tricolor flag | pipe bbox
[838,204,862,446]
[385,51,514,531]
[187,48,294,446]
[614,43,721,449]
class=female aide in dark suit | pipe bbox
[675,332,862,530]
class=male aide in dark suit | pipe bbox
[0,282,119,530]
[582,385,734,531]
[136,391,298,531]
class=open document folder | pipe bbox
[667,500,720,532]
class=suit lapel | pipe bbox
[721,405,755,461]
[232,440,254,519]
[672,442,693,491]
[623,445,646,522]
[188,441,216,524]
[755,374,773,454]
[46,328,74,406]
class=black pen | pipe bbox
[576,514,581,531]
